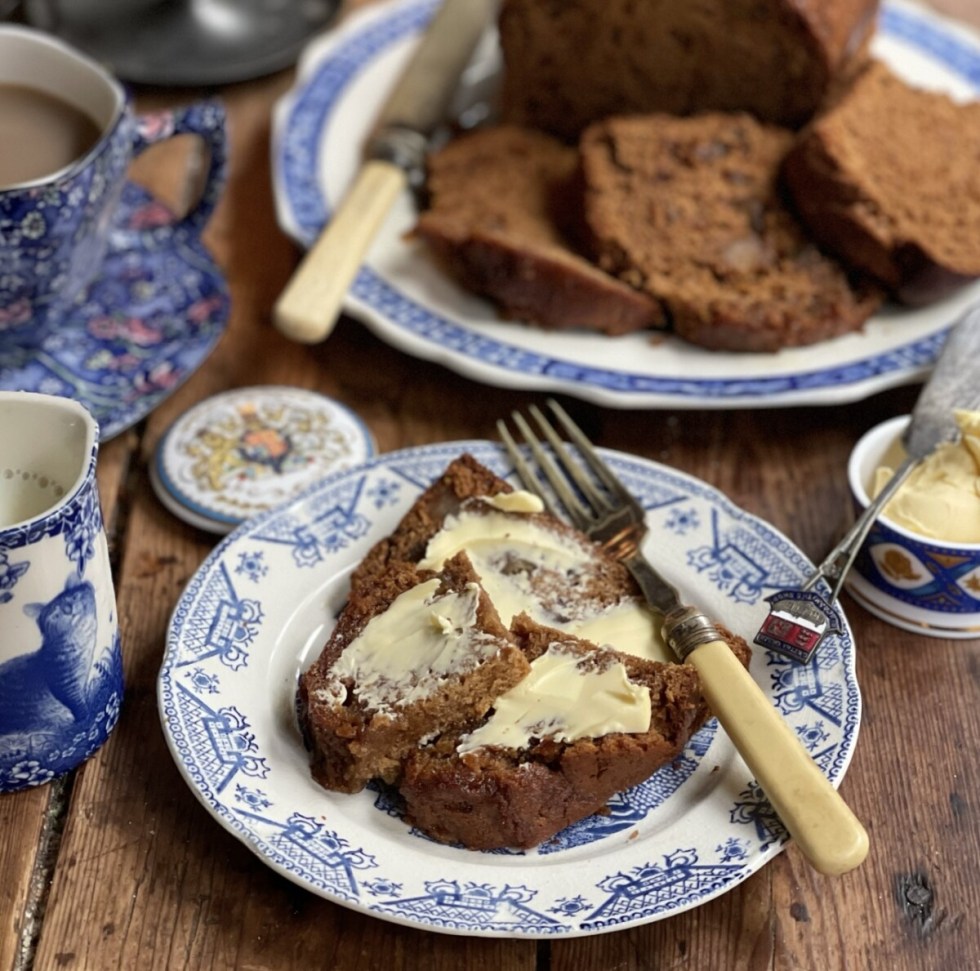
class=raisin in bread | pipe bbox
[498,0,879,140]
[783,59,980,304]
[412,125,662,335]
[580,111,883,352]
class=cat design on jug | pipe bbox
[0,391,123,790]
[0,576,99,736]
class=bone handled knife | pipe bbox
[274,0,495,345]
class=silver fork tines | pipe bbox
[497,400,647,559]
[498,399,698,624]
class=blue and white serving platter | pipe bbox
[159,442,861,938]
[272,0,980,410]
[0,183,229,441]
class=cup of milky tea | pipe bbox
[0,391,123,791]
[0,25,227,355]
[845,413,980,638]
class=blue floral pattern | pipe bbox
[160,441,862,937]
[0,181,228,441]
[0,434,123,791]
[0,102,132,347]
[0,552,30,605]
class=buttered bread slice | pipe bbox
[351,453,672,665]
[402,616,713,850]
[298,551,529,793]
[298,454,751,849]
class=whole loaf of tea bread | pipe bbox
[498,0,880,140]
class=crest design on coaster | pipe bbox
[183,398,344,490]
[153,386,375,532]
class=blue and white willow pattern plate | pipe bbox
[272,0,980,410]
[159,443,861,938]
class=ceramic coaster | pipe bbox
[153,386,375,534]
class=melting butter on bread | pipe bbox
[298,455,750,849]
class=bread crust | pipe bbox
[783,60,980,303]
[413,125,662,334]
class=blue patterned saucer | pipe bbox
[0,182,229,441]
[159,442,862,938]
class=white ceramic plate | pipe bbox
[271,0,980,410]
[159,442,861,937]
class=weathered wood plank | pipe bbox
[0,785,50,971]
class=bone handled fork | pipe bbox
[499,399,869,877]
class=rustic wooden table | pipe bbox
[3,2,980,968]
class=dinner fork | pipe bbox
[498,399,869,877]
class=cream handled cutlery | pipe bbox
[500,400,870,877]
[274,0,495,345]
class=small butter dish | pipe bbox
[152,386,375,534]
[845,414,980,638]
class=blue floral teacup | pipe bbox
[0,25,226,356]
[0,391,123,791]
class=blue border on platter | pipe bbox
[0,183,229,441]
[159,441,861,937]
[275,0,978,404]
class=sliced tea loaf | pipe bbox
[401,615,716,850]
[580,111,883,352]
[783,59,980,303]
[297,551,529,793]
[413,124,662,335]
[299,453,753,850]
[350,453,668,663]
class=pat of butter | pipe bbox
[329,578,498,711]
[874,410,980,543]
[419,496,581,581]
[419,495,671,663]
[482,491,545,514]
[456,644,651,754]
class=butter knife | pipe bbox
[274,0,495,344]
[757,302,980,662]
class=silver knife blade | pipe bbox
[367,0,496,164]
[904,302,980,459]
